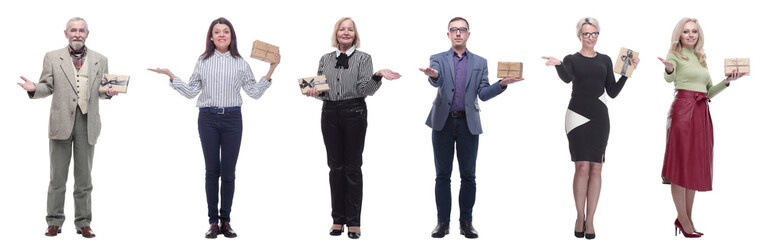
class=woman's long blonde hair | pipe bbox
[669,18,707,68]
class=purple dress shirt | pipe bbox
[450,49,469,112]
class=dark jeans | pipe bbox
[198,109,243,224]
[432,117,479,222]
[321,98,367,226]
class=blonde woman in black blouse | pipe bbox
[304,17,400,239]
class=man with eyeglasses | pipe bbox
[17,17,117,238]
[419,17,523,239]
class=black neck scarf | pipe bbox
[335,52,351,69]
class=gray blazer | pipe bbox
[425,50,505,135]
[29,47,110,145]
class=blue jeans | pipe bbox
[432,117,479,222]
[198,110,243,224]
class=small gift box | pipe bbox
[724,58,750,76]
[497,62,523,78]
[613,47,639,77]
[98,74,130,93]
[250,40,279,63]
[298,75,330,94]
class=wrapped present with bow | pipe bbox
[298,75,330,94]
[98,74,130,93]
[497,62,523,78]
[250,40,279,63]
[724,58,750,76]
[613,47,639,77]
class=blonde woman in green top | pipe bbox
[656,17,745,238]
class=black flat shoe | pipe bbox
[329,226,344,236]
[459,221,478,239]
[348,231,361,239]
[431,222,449,238]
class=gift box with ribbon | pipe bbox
[613,47,639,77]
[724,58,750,76]
[250,40,279,63]
[298,75,330,94]
[98,74,130,93]
[497,62,523,78]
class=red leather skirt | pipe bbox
[661,89,714,191]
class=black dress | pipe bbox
[555,52,628,163]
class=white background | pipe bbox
[1,0,764,239]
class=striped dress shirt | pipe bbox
[170,51,271,107]
[316,47,382,101]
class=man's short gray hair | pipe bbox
[66,17,88,32]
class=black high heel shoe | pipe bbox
[347,226,361,239]
[347,231,361,239]
[329,225,344,236]
[575,220,585,238]
[584,220,595,239]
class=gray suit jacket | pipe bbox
[425,50,505,135]
[29,47,110,145]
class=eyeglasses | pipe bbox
[449,27,469,34]
[580,32,599,38]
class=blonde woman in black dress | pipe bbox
[542,17,639,239]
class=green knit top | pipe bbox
[664,48,728,98]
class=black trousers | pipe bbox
[321,98,367,226]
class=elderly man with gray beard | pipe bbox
[18,17,118,238]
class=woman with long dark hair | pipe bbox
[148,17,280,238]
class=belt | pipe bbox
[323,97,366,108]
[675,89,710,102]
[449,111,466,118]
[199,107,241,114]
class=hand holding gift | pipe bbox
[304,87,321,97]
[250,40,281,81]
[269,52,281,67]
[725,70,746,85]
[500,77,524,87]
[264,52,280,81]
[105,88,119,96]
